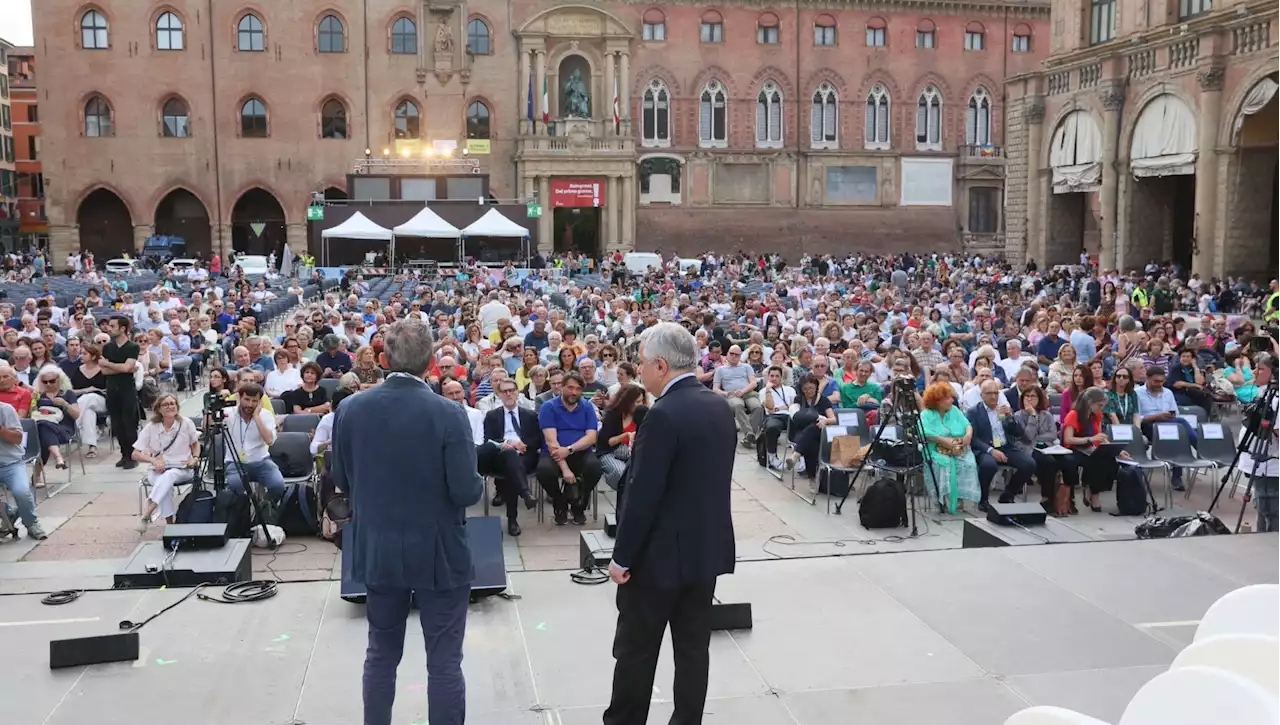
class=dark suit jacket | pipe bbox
[333,375,482,591]
[967,403,1025,455]
[482,405,543,469]
[613,375,736,588]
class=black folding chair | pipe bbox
[318,379,341,398]
[1177,405,1210,427]
[1149,419,1216,503]
[280,413,321,436]
[1108,423,1167,510]
[269,398,287,416]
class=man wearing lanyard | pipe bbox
[224,381,285,502]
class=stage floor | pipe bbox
[6,533,1276,725]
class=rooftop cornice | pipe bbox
[617,0,1050,19]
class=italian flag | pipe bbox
[542,75,550,123]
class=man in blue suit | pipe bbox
[968,379,1036,511]
[332,319,482,725]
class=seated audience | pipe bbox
[224,382,285,502]
[133,393,200,531]
[596,384,646,490]
[264,349,302,398]
[480,378,541,536]
[920,381,980,514]
[284,361,330,415]
[782,374,834,478]
[1012,384,1063,510]
[536,371,602,525]
[1062,387,1129,513]
[968,379,1035,510]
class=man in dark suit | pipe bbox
[968,379,1036,511]
[605,322,736,725]
[332,319,482,725]
[480,377,541,536]
[1004,366,1040,412]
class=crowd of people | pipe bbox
[0,248,1276,541]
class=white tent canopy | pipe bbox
[393,206,461,238]
[320,211,393,240]
[1130,94,1198,177]
[461,208,529,238]
[1049,110,1103,194]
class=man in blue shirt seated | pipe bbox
[536,371,602,525]
[1136,365,1194,491]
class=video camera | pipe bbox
[203,391,232,420]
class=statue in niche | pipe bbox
[563,69,590,118]
[435,22,454,53]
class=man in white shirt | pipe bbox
[478,291,513,337]
[713,345,761,445]
[759,366,798,469]
[223,383,286,501]
[441,379,485,444]
[997,339,1036,381]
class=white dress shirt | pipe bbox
[462,404,485,444]
[224,408,276,463]
[499,404,523,443]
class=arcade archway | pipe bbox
[1046,110,1102,265]
[1223,75,1278,276]
[230,188,286,257]
[154,188,212,259]
[76,188,133,259]
[1126,94,1198,270]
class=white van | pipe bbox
[622,252,662,276]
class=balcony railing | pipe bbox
[959,144,1005,160]
[518,118,635,155]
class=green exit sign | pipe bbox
[306,205,324,221]
[526,203,542,219]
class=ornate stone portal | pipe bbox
[515,6,638,254]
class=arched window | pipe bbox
[161,97,189,137]
[916,19,936,49]
[757,12,780,44]
[80,10,109,49]
[466,101,490,139]
[700,10,724,43]
[755,81,783,148]
[813,15,836,46]
[964,21,986,51]
[391,17,416,54]
[642,79,670,147]
[321,98,347,139]
[84,96,113,137]
[811,83,837,148]
[865,83,891,149]
[156,11,184,51]
[1012,23,1032,52]
[966,87,992,146]
[866,17,887,47]
[698,80,727,147]
[915,85,941,149]
[240,97,268,137]
[394,99,420,139]
[467,18,491,55]
[237,13,265,52]
[318,14,345,53]
[642,8,666,41]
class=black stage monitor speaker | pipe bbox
[162,523,229,551]
[113,539,251,589]
[579,530,614,569]
[50,631,140,669]
[604,513,618,538]
[986,501,1048,527]
[340,516,507,604]
[709,603,753,631]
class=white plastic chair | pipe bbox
[1195,584,1279,641]
[1171,634,1279,697]
[1004,706,1111,725]
[1118,665,1278,725]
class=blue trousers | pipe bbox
[363,583,470,725]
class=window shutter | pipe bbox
[713,94,726,140]
[756,97,767,141]
[823,99,836,141]
[865,99,875,142]
[977,105,989,144]
[700,96,712,140]
[965,103,976,144]
[876,99,888,142]
[928,102,940,143]
[811,98,822,143]
[643,92,655,141]
[769,96,781,141]
[657,91,669,140]
[916,101,927,142]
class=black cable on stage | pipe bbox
[41,589,84,606]
[569,549,611,585]
[197,580,279,604]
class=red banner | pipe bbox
[551,178,605,208]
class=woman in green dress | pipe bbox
[920,381,981,513]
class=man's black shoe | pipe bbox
[507,520,521,537]
[572,509,587,526]
[492,494,505,507]
[115,458,127,468]
[522,492,536,510]
[977,500,990,513]
[998,494,1016,504]
[553,508,568,525]
[121,459,138,470]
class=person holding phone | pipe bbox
[1062,387,1130,512]
[968,379,1036,511]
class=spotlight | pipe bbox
[400,148,411,158]
[461,147,470,156]
[382,148,390,157]
[441,147,453,158]
[363,147,371,156]
[423,147,434,158]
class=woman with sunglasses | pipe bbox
[1104,365,1141,427]
[597,344,620,386]
[32,366,81,470]
[133,393,200,531]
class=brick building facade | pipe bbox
[34,0,1049,264]
[1004,0,1277,278]
[0,39,16,251]
[7,47,44,249]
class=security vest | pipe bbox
[1266,291,1279,323]
[1131,287,1149,309]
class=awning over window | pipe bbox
[1233,77,1278,143]
[1130,94,1197,178]
[1049,110,1102,193]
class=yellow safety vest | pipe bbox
[1266,291,1279,322]
[1131,288,1149,309]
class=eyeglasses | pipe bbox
[40,377,58,384]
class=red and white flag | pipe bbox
[542,75,550,123]
[612,75,620,131]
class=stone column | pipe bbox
[604,51,616,134]
[1098,82,1125,271]
[1024,100,1045,265]
[519,49,532,136]
[620,175,634,249]
[1193,63,1224,278]
[132,224,152,254]
[537,176,553,254]
[215,223,232,262]
[533,50,546,127]
[606,175,618,246]
[619,51,631,136]
[50,226,77,264]
[286,222,307,256]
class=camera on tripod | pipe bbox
[203,391,232,419]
